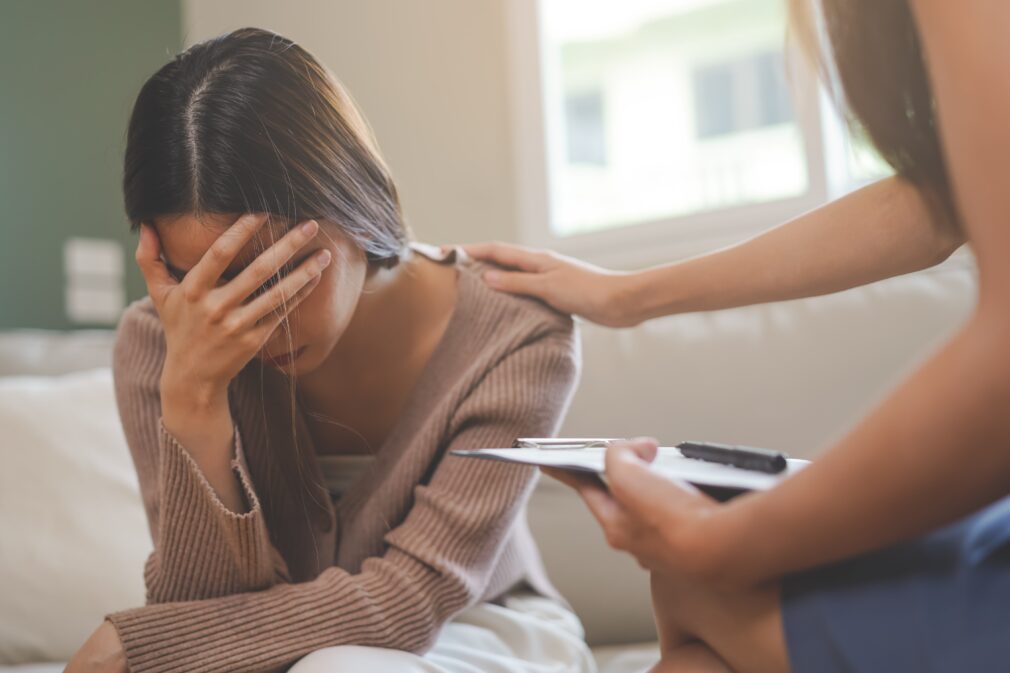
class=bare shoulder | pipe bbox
[910,0,1010,282]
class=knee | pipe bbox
[289,645,424,672]
[655,643,734,673]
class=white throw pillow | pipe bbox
[0,369,151,665]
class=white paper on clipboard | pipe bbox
[450,446,809,492]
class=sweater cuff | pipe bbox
[156,421,276,588]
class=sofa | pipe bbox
[0,257,976,672]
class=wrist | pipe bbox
[600,272,641,327]
[159,375,233,460]
[160,371,228,417]
[615,267,687,325]
[601,271,660,327]
[652,260,712,320]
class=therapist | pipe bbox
[465,1,1010,671]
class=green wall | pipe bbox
[0,0,181,329]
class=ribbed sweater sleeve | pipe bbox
[106,328,579,673]
[111,307,282,604]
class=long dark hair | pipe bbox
[789,0,957,225]
[123,27,409,266]
[124,28,410,566]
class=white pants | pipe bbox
[289,593,596,673]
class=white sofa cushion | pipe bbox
[0,331,114,378]
[0,369,151,665]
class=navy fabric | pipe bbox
[783,494,1010,673]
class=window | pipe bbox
[540,0,809,237]
[509,0,893,263]
[694,51,792,138]
[565,89,607,165]
[694,64,736,138]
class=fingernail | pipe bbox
[301,219,318,234]
[317,249,332,268]
[484,271,500,286]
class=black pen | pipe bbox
[677,441,788,474]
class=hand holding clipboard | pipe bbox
[452,438,809,499]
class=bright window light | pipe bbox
[541,0,808,237]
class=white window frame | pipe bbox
[506,0,866,269]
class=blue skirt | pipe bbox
[783,494,1010,673]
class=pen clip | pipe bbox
[513,438,622,450]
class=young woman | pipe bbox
[465,1,1010,671]
[65,28,593,673]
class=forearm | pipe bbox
[140,421,279,602]
[110,556,444,673]
[624,177,962,323]
[160,376,247,514]
[115,307,280,604]
[714,309,1010,585]
[148,376,280,601]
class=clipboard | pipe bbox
[451,438,809,500]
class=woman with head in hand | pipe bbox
[64,27,593,673]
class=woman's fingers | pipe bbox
[185,213,269,292]
[574,481,640,551]
[254,269,323,339]
[580,485,623,525]
[540,466,623,527]
[225,219,320,304]
[542,467,603,491]
[462,241,549,273]
[237,248,331,326]
[624,437,660,463]
[134,224,177,305]
[605,441,704,522]
[482,269,546,297]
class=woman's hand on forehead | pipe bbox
[160,214,317,283]
[226,216,313,277]
[136,212,332,353]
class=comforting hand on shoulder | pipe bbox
[462,242,640,327]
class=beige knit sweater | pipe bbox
[106,251,581,673]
